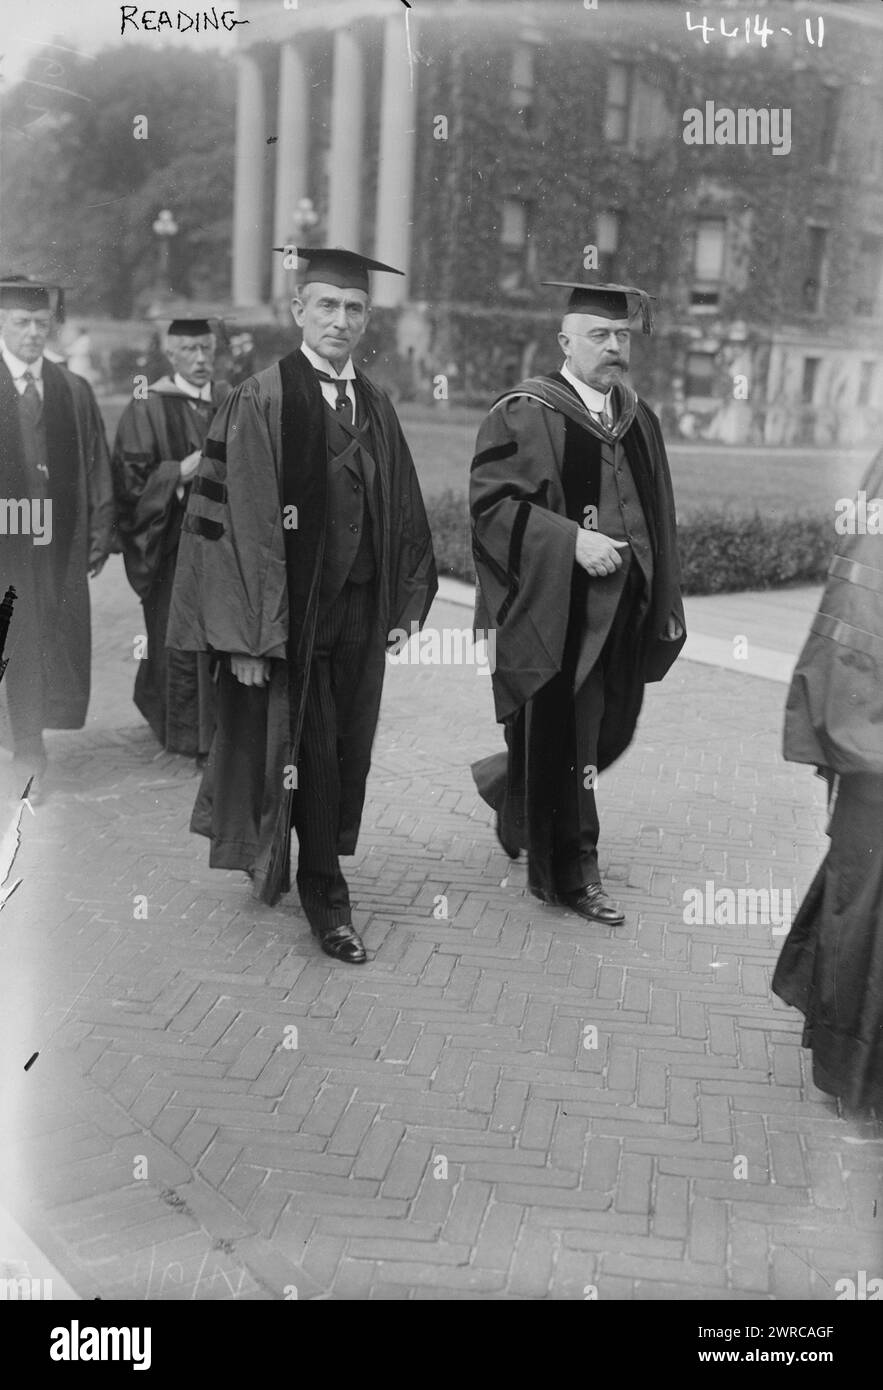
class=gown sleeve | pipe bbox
[385,408,438,638]
[79,380,114,571]
[167,380,289,661]
[469,396,581,719]
[111,397,181,597]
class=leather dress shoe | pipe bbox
[558,883,625,925]
[316,922,367,964]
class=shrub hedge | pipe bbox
[427,491,831,596]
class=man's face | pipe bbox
[292,283,369,370]
[0,307,54,364]
[167,333,216,387]
[558,313,631,391]
[230,333,253,360]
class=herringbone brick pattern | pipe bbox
[0,565,880,1299]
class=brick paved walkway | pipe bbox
[0,560,880,1300]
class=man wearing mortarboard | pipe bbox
[0,274,114,799]
[470,282,686,925]
[168,249,437,963]
[111,318,230,758]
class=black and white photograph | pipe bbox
[0,0,882,1334]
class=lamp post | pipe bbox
[274,198,319,320]
[152,208,178,299]
[292,197,319,247]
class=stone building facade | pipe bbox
[230,0,883,444]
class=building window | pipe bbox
[858,361,876,408]
[802,357,820,405]
[685,351,716,400]
[510,43,536,127]
[818,87,841,168]
[854,234,883,317]
[803,225,828,313]
[499,198,535,293]
[691,218,726,308]
[604,63,632,144]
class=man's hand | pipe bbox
[179,449,202,482]
[230,654,271,686]
[662,614,684,641]
[88,558,106,579]
[574,530,629,578]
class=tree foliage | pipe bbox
[0,44,235,316]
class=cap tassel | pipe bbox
[638,290,653,335]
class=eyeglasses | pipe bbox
[6,315,52,331]
[568,329,631,347]
[174,342,215,356]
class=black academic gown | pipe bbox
[469,375,685,891]
[112,377,230,755]
[772,446,883,1109]
[167,350,437,906]
[0,356,113,747]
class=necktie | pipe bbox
[20,370,43,425]
[20,371,49,477]
[314,369,354,425]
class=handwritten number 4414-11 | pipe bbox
[686,13,824,48]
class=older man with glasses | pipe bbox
[470,281,686,926]
[111,317,230,760]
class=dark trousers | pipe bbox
[291,580,384,932]
[527,564,645,897]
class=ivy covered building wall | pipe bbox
[238,0,883,445]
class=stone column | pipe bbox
[374,14,417,308]
[272,42,310,301]
[232,51,267,307]
[327,30,364,252]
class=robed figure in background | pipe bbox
[470,282,685,926]
[773,446,883,1113]
[226,330,256,388]
[168,249,437,964]
[112,318,230,758]
[0,275,113,799]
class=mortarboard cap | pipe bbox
[272,246,404,293]
[166,318,215,336]
[0,274,66,323]
[542,280,656,334]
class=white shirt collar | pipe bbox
[173,372,212,401]
[560,363,609,414]
[1,342,43,381]
[299,342,356,380]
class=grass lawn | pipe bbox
[97,395,874,520]
[396,405,874,519]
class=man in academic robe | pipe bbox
[112,319,230,758]
[470,282,686,925]
[0,275,114,800]
[168,248,437,963]
[226,330,256,388]
[772,446,883,1111]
